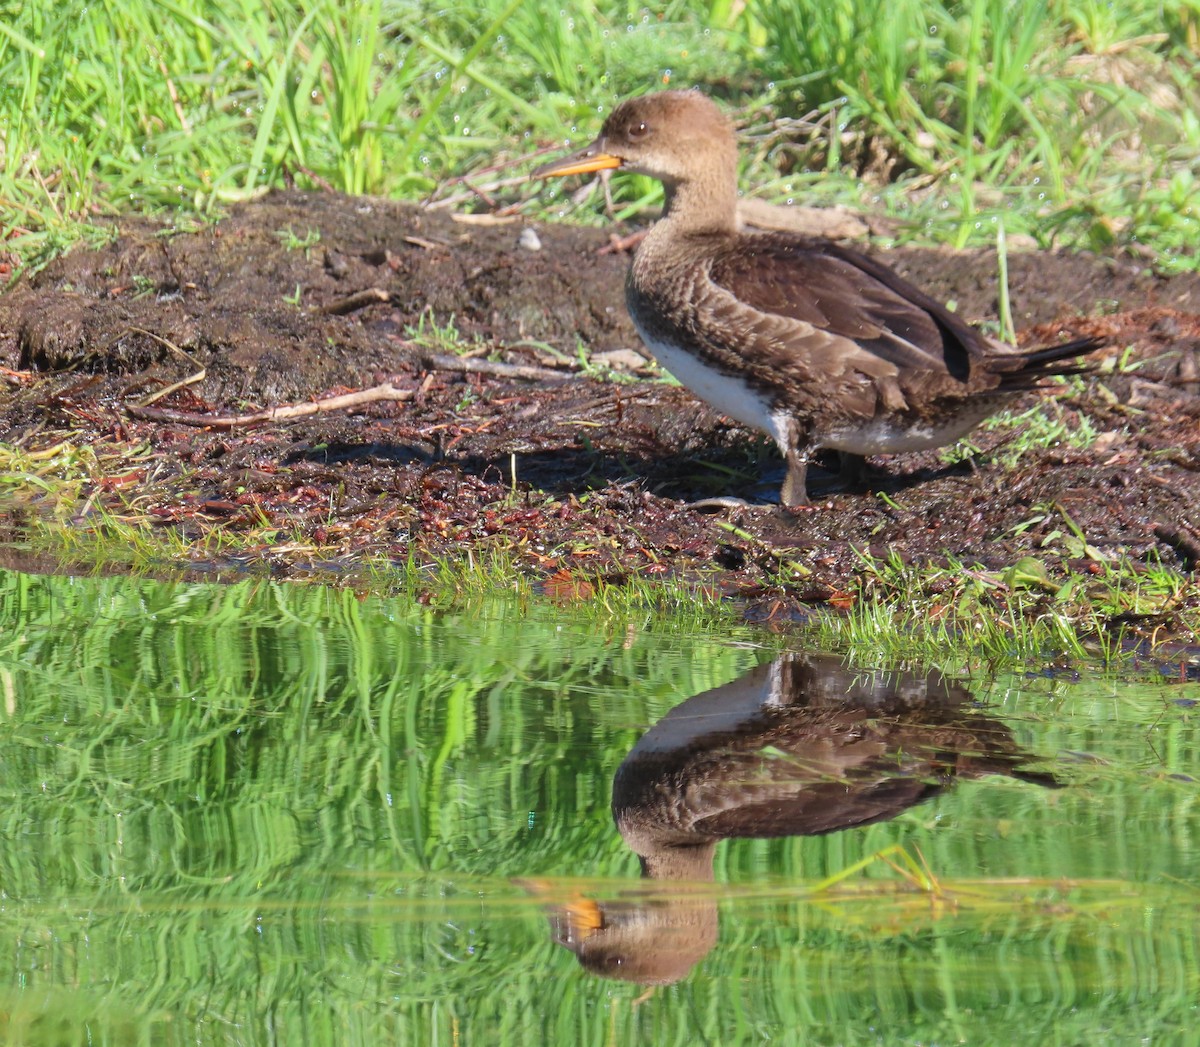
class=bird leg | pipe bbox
[780,446,810,507]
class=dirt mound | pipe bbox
[1,190,1198,636]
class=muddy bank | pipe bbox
[1,190,1198,637]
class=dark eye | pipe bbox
[627,120,649,139]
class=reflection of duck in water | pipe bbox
[538,653,1061,985]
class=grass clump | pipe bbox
[0,0,1196,270]
[809,544,1199,665]
[2,492,742,631]
[940,398,1100,468]
[736,0,1200,255]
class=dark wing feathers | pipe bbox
[708,235,988,378]
[694,779,944,838]
[671,232,1104,414]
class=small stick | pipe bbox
[133,367,207,408]
[123,326,205,370]
[1,365,33,386]
[1153,523,1200,571]
[156,53,190,132]
[598,231,647,255]
[426,175,535,211]
[126,381,414,429]
[318,288,391,315]
[291,164,338,193]
[464,179,497,209]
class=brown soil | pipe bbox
[1,190,1198,637]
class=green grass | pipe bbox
[0,0,1197,270]
[820,544,1197,662]
[940,396,1100,468]
[0,564,1198,1044]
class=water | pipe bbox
[0,567,1197,1044]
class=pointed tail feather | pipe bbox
[1018,335,1107,368]
[995,334,1106,390]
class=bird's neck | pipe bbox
[638,843,718,881]
[658,168,738,237]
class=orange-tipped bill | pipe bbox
[550,897,606,946]
[532,145,622,180]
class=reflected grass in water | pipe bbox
[0,568,763,881]
[0,566,1198,1044]
[4,866,1194,1044]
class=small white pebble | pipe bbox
[518,228,542,251]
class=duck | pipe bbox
[533,89,1105,505]
[528,653,1061,984]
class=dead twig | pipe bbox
[1,365,34,387]
[448,211,521,226]
[123,326,205,370]
[423,353,568,382]
[598,230,647,255]
[318,287,391,315]
[133,368,208,408]
[126,381,414,429]
[155,52,190,133]
[114,327,208,407]
[426,141,564,209]
[428,177,533,211]
[289,164,338,193]
[555,387,657,417]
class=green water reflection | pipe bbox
[0,567,1197,1045]
[537,654,1063,985]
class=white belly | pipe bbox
[639,331,789,447]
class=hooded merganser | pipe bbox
[533,90,1104,505]
[530,654,1060,984]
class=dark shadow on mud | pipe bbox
[447,446,979,506]
[283,440,436,469]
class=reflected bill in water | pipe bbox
[529,653,1062,985]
